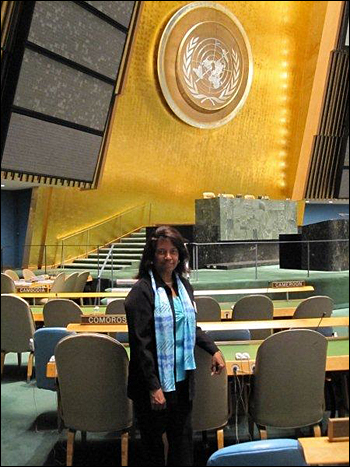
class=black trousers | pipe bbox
[133,379,193,466]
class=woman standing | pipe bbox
[125,226,225,466]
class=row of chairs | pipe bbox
[33,329,330,465]
[38,298,125,327]
[0,296,127,381]
[33,294,335,342]
[32,331,228,466]
[4,268,38,281]
[2,308,329,466]
[195,295,334,339]
[1,271,90,304]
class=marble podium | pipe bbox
[280,219,349,271]
[194,198,298,269]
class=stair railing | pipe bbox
[56,203,151,267]
[95,243,118,298]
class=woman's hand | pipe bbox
[211,351,225,375]
[150,388,167,410]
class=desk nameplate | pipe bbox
[80,314,127,325]
[17,286,48,293]
[270,280,306,288]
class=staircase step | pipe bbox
[128,231,146,235]
[89,253,141,260]
[98,248,144,254]
[73,258,134,266]
[98,246,144,252]
[63,228,145,271]
[113,243,145,248]
[120,238,146,244]
[64,264,126,270]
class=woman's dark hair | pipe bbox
[137,226,190,278]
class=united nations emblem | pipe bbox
[157,2,253,128]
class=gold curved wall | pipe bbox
[29,1,329,266]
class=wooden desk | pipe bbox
[14,291,128,299]
[220,339,350,375]
[193,286,315,296]
[199,317,348,331]
[46,339,349,379]
[298,437,349,465]
[63,317,348,333]
[17,286,314,301]
[31,307,296,323]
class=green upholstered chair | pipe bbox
[1,273,16,293]
[232,295,273,340]
[195,296,222,322]
[192,346,229,451]
[43,299,82,327]
[248,329,327,439]
[1,294,35,382]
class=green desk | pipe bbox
[32,305,107,322]
[219,339,349,375]
[47,339,349,378]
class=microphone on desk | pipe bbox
[315,311,327,331]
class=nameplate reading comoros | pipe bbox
[270,280,306,288]
[81,314,127,325]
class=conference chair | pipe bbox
[43,299,82,327]
[106,299,126,314]
[231,295,273,340]
[22,268,37,281]
[62,272,79,293]
[293,296,334,337]
[1,295,35,382]
[106,299,128,343]
[50,272,66,292]
[207,439,308,466]
[192,346,229,451]
[55,333,133,466]
[1,273,16,293]
[195,296,222,322]
[248,329,327,439]
[74,270,90,305]
[4,269,19,281]
[39,271,66,304]
[294,297,342,416]
[33,327,74,391]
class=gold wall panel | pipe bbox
[29,1,329,266]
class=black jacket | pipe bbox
[125,269,219,401]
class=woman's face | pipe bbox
[154,237,179,277]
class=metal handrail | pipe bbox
[2,237,348,281]
[191,238,349,281]
[57,203,150,242]
[96,243,118,295]
[55,203,151,266]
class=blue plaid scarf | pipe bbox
[150,270,196,392]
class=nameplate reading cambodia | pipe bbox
[270,281,306,288]
[18,287,47,293]
[81,314,127,325]
[157,1,253,128]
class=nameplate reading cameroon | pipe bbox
[81,314,127,325]
[270,280,306,288]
